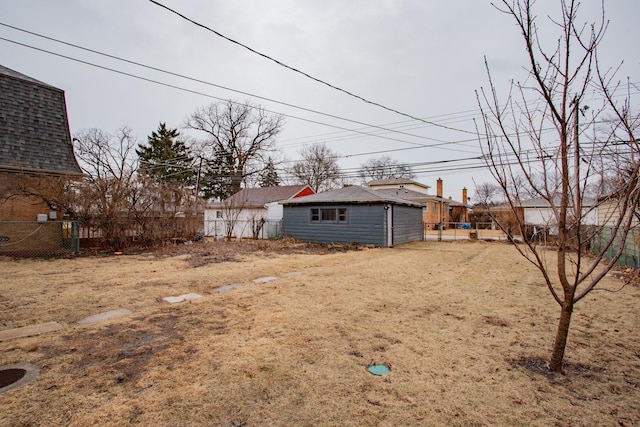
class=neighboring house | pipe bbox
[0,64,83,255]
[281,185,423,247]
[487,196,598,241]
[520,196,598,234]
[368,178,469,226]
[594,195,640,268]
[0,64,83,221]
[597,196,640,229]
[366,177,431,194]
[204,184,314,239]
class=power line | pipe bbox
[0,36,471,154]
[148,0,479,136]
[3,27,635,165]
[0,22,467,147]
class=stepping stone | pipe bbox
[163,293,203,304]
[285,272,302,277]
[78,308,132,325]
[215,284,242,293]
[253,276,278,283]
[0,322,63,342]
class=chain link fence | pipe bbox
[204,219,282,240]
[591,226,639,269]
[423,221,512,241]
[0,221,79,257]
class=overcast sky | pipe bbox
[1,0,638,201]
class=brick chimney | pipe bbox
[462,187,468,204]
[436,178,443,198]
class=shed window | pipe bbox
[310,208,346,223]
[338,208,347,222]
[321,208,336,221]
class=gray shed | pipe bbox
[281,185,423,247]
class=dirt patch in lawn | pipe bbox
[0,240,638,426]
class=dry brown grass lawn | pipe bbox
[0,240,638,426]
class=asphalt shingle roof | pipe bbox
[366,178,429,188]
[0,64,82,176]
[209,185,312,208]
[281,185,423,207]
[518,196,596,207]
[373,188,463,205]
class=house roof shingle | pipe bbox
[519,196,596,207]
[372,187,454,203]
[0,64,83,176]
[366,178,429,188]
[281,185,423,207]
[209,185,312,208]
[493,195,596,210]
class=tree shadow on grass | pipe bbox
[508,355,606,381]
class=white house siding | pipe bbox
[265,201,283,221]
[598,199,640,228]
[204,206,284,239]
[524,208,558,227]
[524,206,598,234]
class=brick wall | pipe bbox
[0,221,76,256]
[0,172,65,221]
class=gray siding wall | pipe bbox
[283,203,387,246]
[392,204,424,245]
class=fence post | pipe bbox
[72,221,79,253]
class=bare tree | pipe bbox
[477,0,639,371]
[473,182,502,208]
[72,127,139,249]
[290,143,343,192]
[358,156,414,183]
[220,193,248,240]
[185,99,284,197]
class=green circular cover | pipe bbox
[367,364,391,376]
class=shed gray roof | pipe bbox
[209,185,313,208]
[0,64,83,176]
[281,185,423,207]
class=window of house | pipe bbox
[338,208,347,222]
[321,208,336,221]
[310,208,346,222]
[432,202,437,213]
[216,211,223,219]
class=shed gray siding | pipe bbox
[392,204,424,245]
[283,203,388,246]
[282,202,423,247]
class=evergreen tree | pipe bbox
[200,155,234,200]
[259,158,280,187]
[136,123,195,185]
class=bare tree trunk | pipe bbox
[550,298,574,372]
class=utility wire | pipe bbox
[0,36,472,154]
[3,27,634,164]
[4,22,634,155]
[148,0,479,136]
[0,22,460,145]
